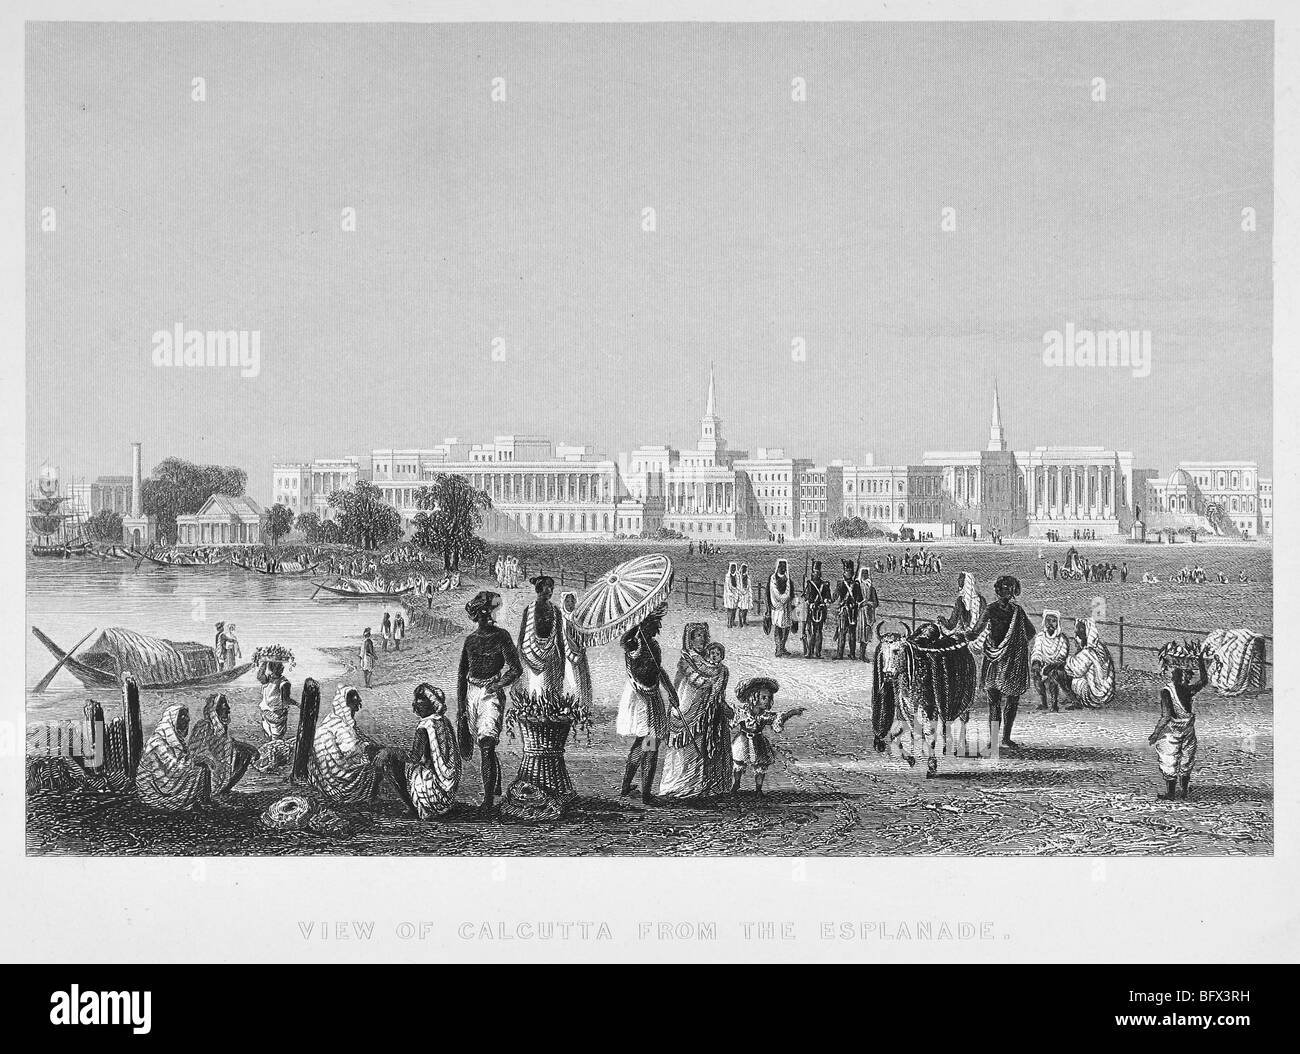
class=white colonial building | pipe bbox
[176,494,265,545]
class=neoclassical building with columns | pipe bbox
[925,388,1141,538]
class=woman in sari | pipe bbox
[137,705,211,812]
[559,591,593,709]
[309,686,413,810]
[405,684,461,818]
[659,623,732,799]
[187,693,256,797]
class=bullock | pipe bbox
[872,620,979,776]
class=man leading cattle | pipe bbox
[957,574,1036,751]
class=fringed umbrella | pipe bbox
[570,553,674,647]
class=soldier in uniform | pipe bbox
[802,561,833,659]
[833,559,864,660]
[855,566,880,661]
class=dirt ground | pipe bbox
[27,571,1273,857]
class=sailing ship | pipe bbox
[29,464,91,558]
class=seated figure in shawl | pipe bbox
[1049,618,1116,709]
[187,693,257,797]
[659,624,732,800]
[308,686,415,811]
[1149,649,1208,800]
[1030,610,1070,712]
[404,683,462,819]
[137,705,212,812]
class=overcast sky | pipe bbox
[27,20,1272,502]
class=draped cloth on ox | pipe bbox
[871,631,978,746]
[659,628,731,799]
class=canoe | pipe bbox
[316,581,415,599]
[31,626,255,690]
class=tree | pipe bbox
[266,504,295,546]
[85,509,124,543]
[316,519,342,545]
[327,480,404,551]
[410,474,493,570]
[141,457,248,542]
[294,511,322,542]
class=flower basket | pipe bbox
[502,687,589,815]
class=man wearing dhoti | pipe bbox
[559,591,593,710]
[221,622,241,671]
[737,564,752,626]
[187,692,256,797]
[1052,618,1116,710]
[1030,610,1069,712]
[768,559,795,657]
[617,601,681,804]
[308,686,414,810]
[404,684,461,819]
[457,591,523,813]
[1149,651,1207,800]
[518,575,567,697]
[137,705,212,812]
[960,574,1036,750]
[723,562,741,627]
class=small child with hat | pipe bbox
[730,676,805,795]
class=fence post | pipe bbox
[712,582,718,610]
[1118,616,1125,668]
[583,570,589,588]
[911,596,917,632]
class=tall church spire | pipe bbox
[697,364,724,464]
[987,384,1007,452]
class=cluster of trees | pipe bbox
[141,457,248,542]
[271,476,493,567]
[410,475,493,570]
[84,509,124,542]
[829,516,888,539]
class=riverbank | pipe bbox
[27,568,1273,856]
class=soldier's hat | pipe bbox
[736,676,779,700]
[842,559,856,574]
[812,560,823,574]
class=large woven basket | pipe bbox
[512,718,576,805]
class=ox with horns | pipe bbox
[871,619,979,776]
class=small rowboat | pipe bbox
[315,580,415,600]
[31,626,255,690]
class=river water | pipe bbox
[26,558,403,722]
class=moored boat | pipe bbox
[31,626,255,690]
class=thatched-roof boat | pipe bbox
[31,626,255,690]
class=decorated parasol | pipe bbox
[570,553,674,647]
